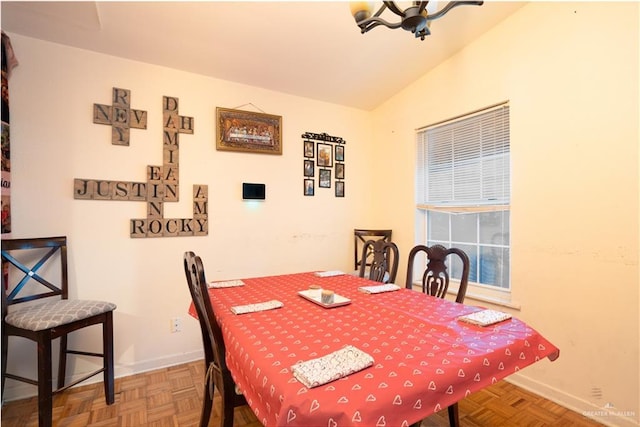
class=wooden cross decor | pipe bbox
[93,87,148,146]
[75,93,208,238]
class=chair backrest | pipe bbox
[359,239,399,283]
[405,244,470,304]
[354,229,392,270]
[183,252,228,374]
[1,236,68,308]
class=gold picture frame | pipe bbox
[216,107,282,155]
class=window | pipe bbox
[416,104,510,291]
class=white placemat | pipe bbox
[314,270,345,277]
[358,283,401,294]
[458,309,512,326]
[291,345,374,388]
[230,300,283,315]
[209,279,245,289]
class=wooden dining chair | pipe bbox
[183,251,247,427]
[405,244,470,427]
[353,228,392,271]
[405,244,470,303]
[358,239,399,283]
[1,236,116,427]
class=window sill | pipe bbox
[409,283,521,311]
[456,290,521,311]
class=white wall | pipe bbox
[371,2,639,426]
[4,34,378,399]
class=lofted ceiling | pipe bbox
[1,1,526,110]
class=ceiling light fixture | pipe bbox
[350,1,484,41]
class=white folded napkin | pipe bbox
[291,345,374,388]
[314,270,345,277]
[358,283,401,294]
[209,279,245,289]
[458,309,512,326]
[230,300,283,315]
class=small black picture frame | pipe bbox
[304,160,314,177]
[303,140,314,158]
[335,145,344,162]
[319,169,331,188]
[335,163,344,179]
[304,179,314,196]
[335,181,345,197]
[317,143,333,167]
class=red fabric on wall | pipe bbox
[2,31,18,239]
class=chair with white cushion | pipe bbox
[1,236,116,427]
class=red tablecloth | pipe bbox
[189,272,559,427]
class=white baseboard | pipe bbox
[1,350,204,404]
[506,373,639,427]
[114,350,204,378]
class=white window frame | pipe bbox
[415,102,514,306]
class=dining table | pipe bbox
[188,271,559,427]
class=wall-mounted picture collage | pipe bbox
[301,132,345,197]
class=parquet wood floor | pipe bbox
[1,360,603,427]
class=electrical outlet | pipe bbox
[170,317,182,333]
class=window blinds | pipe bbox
[416,105,510,210]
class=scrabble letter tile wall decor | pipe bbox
[77,90,207,238]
